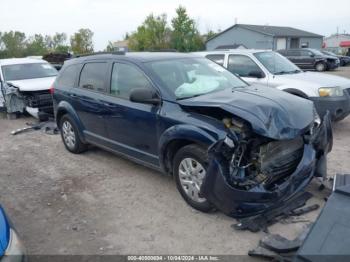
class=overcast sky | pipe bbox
[1,0,349,50]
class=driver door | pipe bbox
[103,62,160,166]
[226,54,268,85]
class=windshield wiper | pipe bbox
[274,69,302,75]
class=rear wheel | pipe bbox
[173,144,214,212]
[315,62,326,72]
[59,114,88,154]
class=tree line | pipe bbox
[0,29,94,58]
[0,6,217,58]
[126,6,216,52]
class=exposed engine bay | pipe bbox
[0,82,53,120]
[219,116,305,191]
[198,110,332,218]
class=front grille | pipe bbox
[259,137,304,186]
[26,91,53,108]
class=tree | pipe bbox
[205,30,217,41]
[49,33,70,52]
[128,14,170,51]
[25,34,48,56]
[0,31,26,57]
[70,29,94,54]
[170,6,204,52]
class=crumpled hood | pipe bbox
[0,206,10,257]
[7,76,56,92]
[279,71,350,89]
[178,85,315,140]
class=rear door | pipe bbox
[69,61,110,139]
[226,54,268,85]
[103,61,160,166]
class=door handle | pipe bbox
[69,93,77,98]
[102,102,118,108]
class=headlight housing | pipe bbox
[318,87,343,97]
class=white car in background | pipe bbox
[0,58,57,120]
[195,50,350,121]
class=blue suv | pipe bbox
[53,52,332,217]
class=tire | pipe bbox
[173,144,214,212]
[59,114,88,154]
[315,62,326,72]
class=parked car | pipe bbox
[53,52,332,217]
[0,205,25,261]
[277,48,340,71]
[0,58,58,120]
[321,50,350,66]
[197,50,350,121]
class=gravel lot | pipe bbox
[0,67,349,257]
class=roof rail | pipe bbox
[75,51,125,58]
[148,49,178,52]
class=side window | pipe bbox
[79,62,108,92]
[56,64,80,87]
[111,63,152,99]
[205,54,225,66]
[287,50,299,56]
[227,55,263,77]
[300,50,314,57]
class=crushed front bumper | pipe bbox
[200,113,333,218]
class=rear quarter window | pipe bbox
[205,54,225,66]
[79,62,108,93]
[56,64,80,87]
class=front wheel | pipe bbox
[173,144,214,212]
[315,62,326,72]
[59,114,88,154]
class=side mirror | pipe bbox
[310,53,315,57]
[130,88,160,105]
[248,70,264,78]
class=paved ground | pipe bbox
[0,67,349,257]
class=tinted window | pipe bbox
[111,63,152,99]
[227,55,263,77]
[2,63,57,81]
[205,54,225,66]
[79,63,108,92]
[300,50,312,56]
[56,64,80,87]
[286,50,300,56]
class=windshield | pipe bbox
[322,50,336,56]
[145,58,247,99]
[2,63,58,81]
[254,51,301,75]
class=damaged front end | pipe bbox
[200,112,333,218]
[0,82,53,120]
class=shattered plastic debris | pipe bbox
[11,121,59,136]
